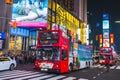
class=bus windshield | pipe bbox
[99,55,113,60]
[36,47,60,61]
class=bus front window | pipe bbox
[36,47,60,61]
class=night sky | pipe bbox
[87,0,120,53]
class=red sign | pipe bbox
[99,34,102,44]
[110,34,114,44]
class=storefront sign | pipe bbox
[10,28,29,37]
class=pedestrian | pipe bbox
[105,56,110,72]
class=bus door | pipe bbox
[61,50,69,73]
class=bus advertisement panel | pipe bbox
[34,30,92,73]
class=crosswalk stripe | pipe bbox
[0,70,22,76]
[28,74,56,80]
[45,75,66,80]
[11,73,47,80]
[0,71,39,78]
[96,65,120,70]
[62,77,76,80]
[0,70,39,76]
[78,78,88,80]
[0,71,43,79]
[110,66,116,69]
[116,66,120,69]
[0,70,89,80]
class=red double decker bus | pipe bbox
[34,30,92,73]
[99,47,116,66]
[34,30,70,73]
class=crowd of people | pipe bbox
[15,53,36,64]
[6,51,36,65]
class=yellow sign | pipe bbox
[56,4,79,33]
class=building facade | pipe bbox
[0,0,88,55]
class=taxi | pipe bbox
[0,57,16,71]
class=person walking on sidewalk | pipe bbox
[105,56,110,72]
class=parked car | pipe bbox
[0,57,17,71]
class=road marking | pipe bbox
[11,74,47,80]
[0,70,39,78]
[116,66,120,69]
[29,74,56,80]
[100,71,103,74]
[62,77,76,80]
[0,71,43,79]
[0,70,89,80]
[45,75,66,80]
[110,66,116,69]
[97,73,100,76]
[78,78,88,80]
[0,70,24,76]
[93,76,96,79]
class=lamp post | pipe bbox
[12,21,18,55]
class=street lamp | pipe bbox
[11,21,18,55]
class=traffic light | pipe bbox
[12,21,17,28]
[6,0,12,4]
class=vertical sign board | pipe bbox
[99,34,102,44]
[103,29,109,39]
[103,39,110,47]
[110,34,114,44]
[102,20,109,29]
[102,14,110,47]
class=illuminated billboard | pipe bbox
[103,39,110,47]
[11,0,48,28]
[103,29,109,39]
[102,20,109,29]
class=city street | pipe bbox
[1,0,120,80]
[0,61,120,80]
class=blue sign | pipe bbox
[10,28,29,37]
[103,14,109,20]
[0,32,6,39]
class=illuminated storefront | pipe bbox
[9,28,29,54]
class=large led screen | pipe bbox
[102,20,109,29]
[12,0,48,28]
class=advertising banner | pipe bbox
[103,29,109,39]
[11,0,48,28]
[102,20,109,29]
[103,39,110,47]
